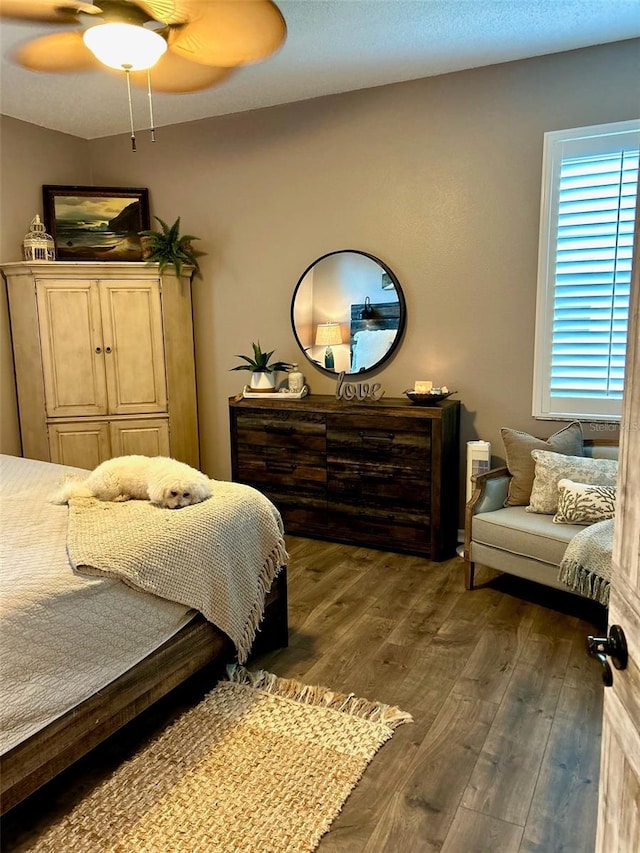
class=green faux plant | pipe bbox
[139,216,205,277]
[230,342,293,374]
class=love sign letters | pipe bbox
[335,371,385,402]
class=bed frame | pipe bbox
[0,568,288,814]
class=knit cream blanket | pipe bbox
[558,518,613,606]
[67,481,288,663]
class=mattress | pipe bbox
[0,455,194,754]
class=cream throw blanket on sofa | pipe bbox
[67,481,288,663]
[558,518,613,606]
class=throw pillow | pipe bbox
[501,422,584,506]
[553,478,616,525]
[527,450,618,515]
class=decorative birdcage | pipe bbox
[22,215,55,262]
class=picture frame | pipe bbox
[381,271,394,290]
[42,185,151,262]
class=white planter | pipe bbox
[250,371,276,390]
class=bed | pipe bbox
[0,454,288,813]
[349,301,401,372]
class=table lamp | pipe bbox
[315,322,343,369]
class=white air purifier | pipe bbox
[466,440,492,502]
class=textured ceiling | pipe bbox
[1,0,639,140]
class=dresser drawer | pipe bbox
[263,489,328,536]
[327,460,429,508]
[327,413,430,466]
[328,503,431,555]
[235,408,326,490]
[235,448,326,490]
[236,410,326,452]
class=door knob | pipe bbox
[586,624,628,687]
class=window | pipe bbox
[533,120,639,421]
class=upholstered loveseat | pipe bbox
[464,435,619,598]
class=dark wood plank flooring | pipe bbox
[1,536,606,852]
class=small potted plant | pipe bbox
[139,216,205,277]
[231,342,293,391]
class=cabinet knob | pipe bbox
[95,346,102,353]
[105,346,112,353]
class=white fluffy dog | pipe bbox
[51,455,212,509]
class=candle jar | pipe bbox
[414,381,433,394]
[288,364,305,393]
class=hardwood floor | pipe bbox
[2,536,606,853]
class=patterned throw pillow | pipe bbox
[527,450,618,515]
[501,422,584,507]
[553,478,616,524]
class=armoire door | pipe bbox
[48,421,110,470]
[110,418,171,457]
[36,281,108,418]
[48,418,171,468]
[99,280,168,415]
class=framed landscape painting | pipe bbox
[42,185,150,261]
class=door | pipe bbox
[595,222,640,850]
[110,418,170,457]
[99,280,167,415]
[36,281,108,417]
[48,421,110,469]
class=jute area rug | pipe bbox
[28,666,412,853]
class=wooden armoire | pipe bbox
[2,261,200,470]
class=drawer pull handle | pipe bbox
[358,431,395,443]
[264,425,297,435]
[265,460,297,472]
[358,472,395,481]
[359,510,395,520]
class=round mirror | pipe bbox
[291,250,406,376]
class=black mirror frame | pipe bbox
[290,249,407,378]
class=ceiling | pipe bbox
[1,0,638,140]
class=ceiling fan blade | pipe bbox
[129,49,233,92]
[14,30,100,72]
[0,0,100,24]
[168,0,286,68]
[135,0,185,25]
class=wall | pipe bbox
[0,116,91,453]
[2,41,637,521]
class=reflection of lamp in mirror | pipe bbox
[315,322,343,370]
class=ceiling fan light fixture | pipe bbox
[82,22,167,71]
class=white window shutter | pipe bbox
[533,121,640,421]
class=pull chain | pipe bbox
[123,64,136,152]
[147,69,157,142]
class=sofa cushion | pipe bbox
[585,445,619,461]
[501,422,583,507]
[473,506,583,566]
[528,451,618,515]
[553,479,616,525]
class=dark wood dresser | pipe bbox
[229,395,460,561]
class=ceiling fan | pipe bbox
[0,1,286,146]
